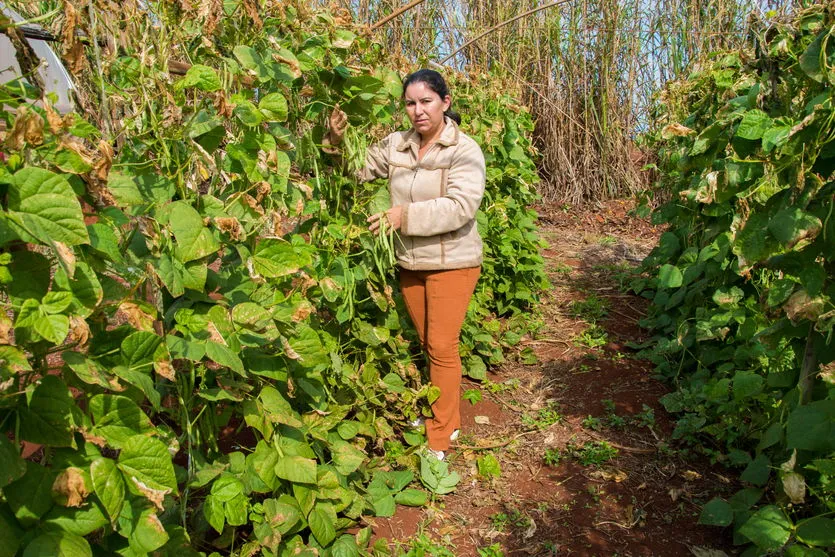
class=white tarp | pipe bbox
[0,3,75,114]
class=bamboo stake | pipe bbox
[370,0,428,31]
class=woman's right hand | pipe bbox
[327,106,348,146]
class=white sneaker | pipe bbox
[426,448,445,461]
[450,429,460,442]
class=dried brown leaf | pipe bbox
[155,359,175,381]
[0,315,12,345]
[6,107,45,150]
[52,467,90,507]
[131,477,170,511]
[92,140,114,182]
[68,315,91,347]
[118,301,156,332]
[215,217,245,241]
[207,321,227,345]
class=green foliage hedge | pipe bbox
[0,2,547,555]
[637,3,835,555]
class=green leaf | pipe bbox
[89,395,154,449]
[658,264,683,288]
[176,64,221,92]
[259,93,288,122]
[106,172,144,206]
[699,498,733,526]
[262,497,302,535]
[733,372,764,400]
[32,313,69,344]
[275,456,317,484]
[7,168,89,246]
[476,453,502,479]
[331,440,365,475]
[127,507,169,554]
[370,493,395,517]
[762,125,791,153]
[259,386,303,428]
[233,46,264,74]
[796,517,835,547]
[394,489,428,507]
[19,375,75,446]
[736,109,772,140]
[203,494,225,534]
[739,505,791,551]
[741,454,771,486]
[308,503,337,547]
[121,331,163,369]
[42,501,108,536]
[205,341,245,375]
[234,100,264,127]
[331,535,361,557]
[420,454,460,495]
[465,356,487,380]
[787,400,835,453]
[117,436,178,493]
[4,462,55,524]
[768,207,822,247]
[799,32,825,82]
[284,324,328,368]
[332,29,356,49]
[53,262,103,317]
[41,291,73,314]
[211,475,244,503]
[91,458,125,522]
[53,149,92,174]
[0,505,23,557]
[23,531,92,557]
[251,238,313,278]
[0,435,26,488]
[166,201,220,262]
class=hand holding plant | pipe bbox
[326,105,348,146]
[368,206,402,234]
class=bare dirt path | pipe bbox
[372,201,738,556]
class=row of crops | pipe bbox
[637,4,835,555]
[0,2,547,555]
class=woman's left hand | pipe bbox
[368,206,403,234]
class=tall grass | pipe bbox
[345,0,788,204]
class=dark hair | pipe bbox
[402,69,461,125]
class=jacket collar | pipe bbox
[396,116,460,152]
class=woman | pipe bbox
[326,69,486,460]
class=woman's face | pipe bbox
[404,81,451,139]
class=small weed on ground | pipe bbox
[543,447,563,466]
[484,378,520,394]
[463,388,482,405]
[477,544,505,557]
[521,401,563,430]
[490,508,532,533]
[568,293,609,322]
[570,440,618,466]
[574,324,608,348]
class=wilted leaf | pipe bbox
[52,467,89,507]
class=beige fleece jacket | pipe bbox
[358,118,486,271]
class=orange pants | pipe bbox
[400,266,481,451]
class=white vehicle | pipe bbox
[1,2,75,114]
